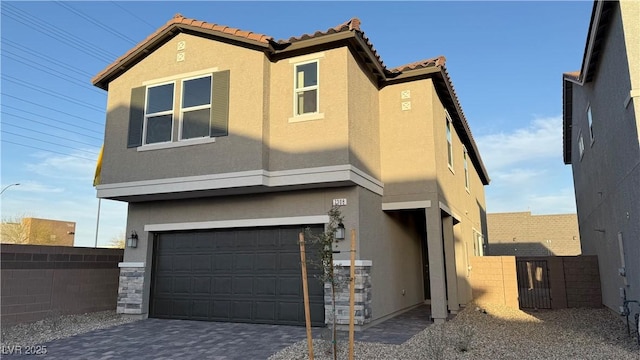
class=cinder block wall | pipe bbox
[562,256,602,308]
[469,256,519,308]
[1,244,123,326]
[487,212,581,256]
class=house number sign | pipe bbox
[332,198,347,206]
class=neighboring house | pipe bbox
[562,0,639,316]
[93,15,490,326]
[486,212,581,256]
[0,217,75,246]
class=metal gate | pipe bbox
[516,259,551,309]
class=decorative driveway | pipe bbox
[5,306,431,359]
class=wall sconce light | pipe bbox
[127,230,139,248]
[335,222,345,241]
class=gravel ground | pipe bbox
[269,303,640,360]
[1,305,637,359]
[0,311,138,347]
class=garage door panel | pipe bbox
[191,277,211,294]
[173,277,191,294]
[214,254,233,270]
[278,302,301,322]
[255,278,277,296]
[278,277,302,297]
[172,299,191,317]
[215,231,235,249]
[191,255,212,272]
[214,277,232,294]
[233,301,252,320]
[234,253,254,271]
[211,300,231,319]
[151,225,324,325]
[152,299,172,317]
[255,253,277,270]
[191,300,210,319]
[156,255,173,272]
[173,255,191,271]
[237,230,258,248]
[233,276,253,295]
[255,301,276,321]
[279,253,301,271]
[257,229,277,247]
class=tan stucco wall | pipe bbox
[358,188,424,322]
[379,79,437,202]
[347,53,381,179]
[487,212,581,256]
[102,33,268,184]
[268,49,350,172]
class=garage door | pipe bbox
[150,225,325,326]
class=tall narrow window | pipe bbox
[446,112,454,170]
[587,105,594,143]
[181,76,212,140]
[473,229,484,256]
[294,61,318,115]
[144,83,174,144]
[578,132,585,159]
[463,147,470,191]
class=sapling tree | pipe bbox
[305,205,350,359]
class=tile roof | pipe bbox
[390,56,447,73]
[563,70,581,82]
[92,14,273,86]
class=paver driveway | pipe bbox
[4,306,431,359]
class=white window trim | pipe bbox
[293,59,321,118]
[586,104,595,146]
[577,131,585,160]
[473,228,484,256]
[138,137,216,152]
[446,110,454,173]
[143,81,176,146]
[463,146,470,193]
[178,74,213,141]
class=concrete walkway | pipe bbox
[6,305,432,359]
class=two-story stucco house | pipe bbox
[93,15,489,326]
[562,0,639,318]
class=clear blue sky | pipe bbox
[1,1,592,247]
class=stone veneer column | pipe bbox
[117,262,145,315]
[325,260,372,327]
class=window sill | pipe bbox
[288,113,325,123]
[448,164,455,174]
[137,137,216,152]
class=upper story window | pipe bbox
[127,69,230,149]
[144,82,174,144]
[294,61,319,115]
[587,105,594,144]
[463,147,470,191]
[446,111,454,171]
[181,76,212,140]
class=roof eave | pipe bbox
[92,24,272,90]
[562,78,574,164]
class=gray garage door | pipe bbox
[150,225,325,326]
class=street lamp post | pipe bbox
[0,183,20,195]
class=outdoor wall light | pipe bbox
[335,222,346,241]
[127,231,139,248]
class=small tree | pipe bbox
[306,206,349,360]
[1,215,53,245]
[108,231,126,249]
